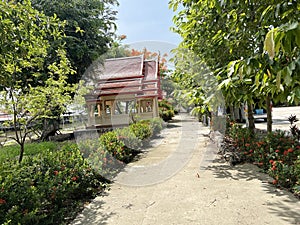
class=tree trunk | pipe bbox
[229,105,235,121]
[247,103,255,134]
[19,143,25,163]
[40,118,60,141]
[266,95,272,133]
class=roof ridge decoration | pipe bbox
[105,54,144,62]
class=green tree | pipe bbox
[31,0,119,82]
[0,0,74,163]
[170,0,300,132]
[170,47,224,125]
[29,0,118,139]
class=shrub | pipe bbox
[115,127,142,151]
[225,123,300,197]
[158,100,175,121]
[159,109,175,122]
[130,122,152,140]
[99,131,127,161]
[149,117,164,136]
[0,143,104,225]
[98,118,164,162]
[0,117,166,224]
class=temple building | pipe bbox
[84,55,162,128]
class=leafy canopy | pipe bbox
[31,0,119,82]
[0,0,75,162]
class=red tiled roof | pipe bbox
[85,55,162,100]
[100,55,144,80]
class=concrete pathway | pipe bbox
[71,114,300,225]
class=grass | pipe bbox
[0,141,59,163]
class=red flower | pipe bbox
[283,151,288,156]
[256,143,261,147]
[269,159,274,164]
[0,199,6,204]
[275,149,280,153]
[272,180,278,185]
[71,176,78,181]
[249,149,253,153]
[245,143,250,147]
[54,170,59,176]
[271,166,276,171]
[287,148,293,153]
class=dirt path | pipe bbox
[71,114,300,225]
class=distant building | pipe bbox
[84,55,162,128]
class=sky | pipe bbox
[114,0,182,56]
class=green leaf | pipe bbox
[218,78,231,89]
[283,67,292,85]
[169,1,178,11]
[260,5,272,22]
[274,30,284,54]
[288,61,296,71]
[244,79,252,84]
[227,60,237,77]
[245,65,252,75]
[295,27,300,48]
[295,87,300,99]
[264,29,275,60]
[282,9,295,20]
[276,71,281,90]
[263,73,268,84]
[283,31,292,53]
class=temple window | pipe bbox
[140,99,153,113]
[105,100,113,114]
[115,100,136,114]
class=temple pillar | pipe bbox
[97,103,101,117]
[153,97,159,117]
[87,104,95,126]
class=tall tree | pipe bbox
[0,0,74,163]
[31,0,119,83]
[170,0,300,132]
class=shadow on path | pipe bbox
[71,192,116,225]
[207,157,300,224]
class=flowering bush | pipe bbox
[0,143,105,225]
[98,118,164,162]
[225,121,300,197]
[0,117,165,224]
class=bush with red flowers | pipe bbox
[0,143,105,225]
[225,119,300,197]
